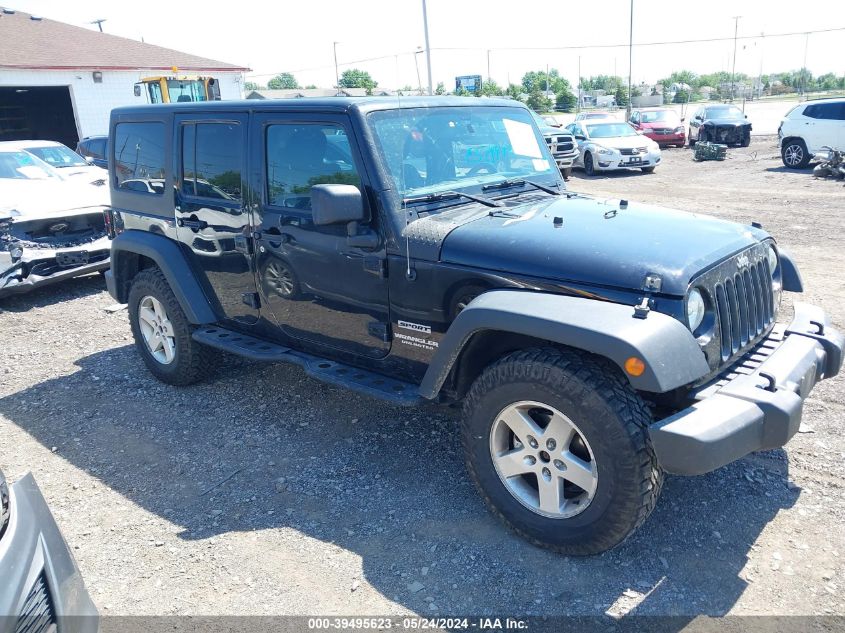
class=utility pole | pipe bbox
[546,64,550,99]
[487,49,491,82]
[577,55,581,114]
[421,0,433,95]
[90,19,106,32]
[333,41,340,94]
[730,16,741,102]
[414,47,424,95]
[627,0,633,118]
[801,32,810,97]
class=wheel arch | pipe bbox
[109,230,218,324]
[419,290,709,400]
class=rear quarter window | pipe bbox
[113,122,166,195]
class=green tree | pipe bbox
[338,68,378,94]
[479,78,504,97]
[304,84,317,89]
[614,85,629,107]
[435,81,446,95]
[526,90,553,112]
[555,88,576,112]
[522,69,571,95]
[244,81,261,91]
[505,84,523,100]
[267,72,300,90]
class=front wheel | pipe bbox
[561,166,572,180]
[782,139,810,169]
[583,152,596,177]
[461,348,663,555]
[641,166,656,174]
[128,267,219,385]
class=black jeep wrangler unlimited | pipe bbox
[104,97,843,555]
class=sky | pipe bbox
[7,0,845,90]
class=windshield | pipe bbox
[368,106,554,198]
[25,144,87,168]
[166,79,207,103]
[0,151,60,180]
[585,122,638,138]
[705,106,744,120]
[640,110,680,124]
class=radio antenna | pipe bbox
[395,54,414,280]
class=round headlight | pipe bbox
[767,244,778,276]
[686,288,706,332]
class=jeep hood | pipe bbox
[703,118,749,126]
[431,195,765,296]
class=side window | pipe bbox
[113,122,166,194]
[265,123,360,211]
[91,138,107,158]
[181,122,242,200]
[803,105,819,119]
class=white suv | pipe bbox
[778,98,845,168]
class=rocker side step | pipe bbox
[192,326,423,406]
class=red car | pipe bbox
[630,108,686,147]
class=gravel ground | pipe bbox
[0,136,843,619]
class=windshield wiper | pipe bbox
[403,190,502,208]
[481,178,561,196]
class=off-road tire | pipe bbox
[461,347,663,555]
[128,267,218,386]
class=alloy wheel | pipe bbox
[489,400,598,519]
[138,295,176,364]
[266,261,295,297]
[784,144,804,167]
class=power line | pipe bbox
[246,26,845,80]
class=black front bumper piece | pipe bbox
[650,302,843,475]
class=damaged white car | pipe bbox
[0,147,110,298]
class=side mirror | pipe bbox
[84,156,95,165]
[635,129,644,135]
[574,134,586,141]
[133,84,142,97]
[311,184,365,226]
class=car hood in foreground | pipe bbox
[0,179,108,220]
[587,135,656,150]
[435,194,765,296]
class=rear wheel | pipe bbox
[461,348,663,555]
[583,152,596,177]
[128,268,218,385]
[782,139,810,169]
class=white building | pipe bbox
[0,8,248,149]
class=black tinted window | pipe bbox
[265,124,359,210]
[114,122,166,194]
[805,103,845,120]
[182,122,242,200]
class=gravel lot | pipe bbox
[1,136,843,620]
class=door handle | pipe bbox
[177,218,208,231]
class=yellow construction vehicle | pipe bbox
[134,71,221,104]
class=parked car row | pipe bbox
[0,142,110,298]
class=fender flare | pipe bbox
[109,230,217,324]
[778,249,803,293]
[418,290,709,398]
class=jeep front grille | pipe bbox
[713,258,775,361]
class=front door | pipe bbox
[251,113,391,360]
[174,113,258,324]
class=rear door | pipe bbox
[174,112,258,325]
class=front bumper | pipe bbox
[0,474,98,632]
[645,131,685,145]
[552,150,578,169]
[596,151,661,170]
[0,240,110,298]
[651,302,844,476]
